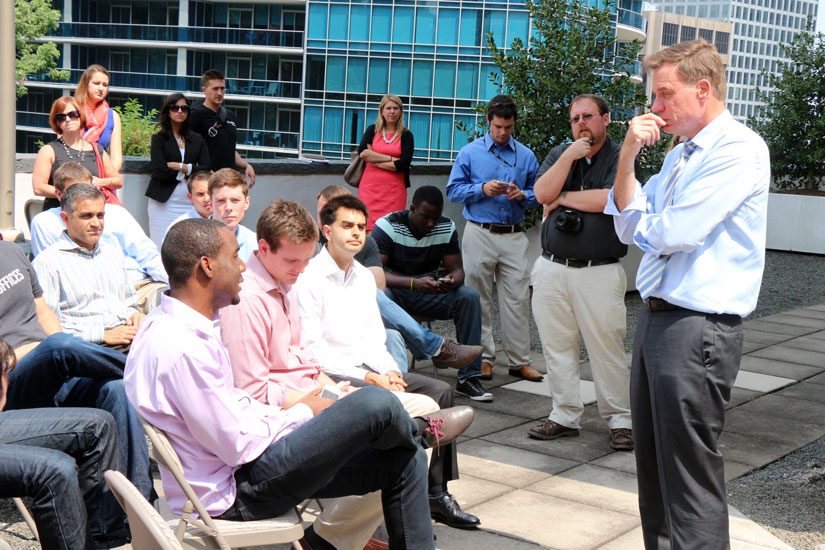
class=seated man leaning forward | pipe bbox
[30,162,168,313]
[125,218,473,550]
[0,238,153,502]
[316,185,482,373]
[208,167,258,262]
[0,337,129,550]
[33,183,144,352]
[226,199,480,532]
[371,186,489,402]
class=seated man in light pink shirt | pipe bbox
[218,202,467,549]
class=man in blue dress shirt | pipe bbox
[446,95,544,386]
[607,40,770,549]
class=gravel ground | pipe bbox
[2,250,824,549]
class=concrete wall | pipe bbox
[14,156,644,290]
[766,193,825,254]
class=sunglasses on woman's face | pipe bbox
[169,105,191,113]
[54,110,81,123]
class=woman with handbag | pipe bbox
[75,64,123,173]
[145,93,211,247]
[356,94,414,231]
[32,96,123,211]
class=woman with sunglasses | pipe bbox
[32,96,123,210]
[145,93,211,246]
[75,64,123,172]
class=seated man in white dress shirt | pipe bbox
[30,162,168,312]
[296,195,480,530]
[32,183,144,352]
[208,168,258,262]
[167,170,213,228]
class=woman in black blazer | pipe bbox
[146,93,211,247]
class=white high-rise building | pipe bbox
[649,0,818,122]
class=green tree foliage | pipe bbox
[749,24,825,191]
[456,0,653,225]
[15,0,69,98]
[115,98,158,157]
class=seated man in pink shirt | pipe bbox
[218,202,474,548]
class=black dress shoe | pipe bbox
[429,491,480,529]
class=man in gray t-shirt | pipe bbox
[0,241,153,500]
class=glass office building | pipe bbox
[650,0,818,122]
[16,0,645,160]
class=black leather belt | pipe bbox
[542,251,619,268]
[470,220,523,234]
[644,297,686,311]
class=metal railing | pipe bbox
[25,69,302,99]
[50,22,304,49]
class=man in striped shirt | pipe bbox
[33,183,144,351]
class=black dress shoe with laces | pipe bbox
[429,491,480,529]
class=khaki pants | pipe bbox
[531,256,631,430]
[462,222,531,368]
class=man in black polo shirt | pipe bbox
[528,94,633,451]
[372,186,489,402]
[189,69,256,186]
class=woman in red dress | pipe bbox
[357,94,414,231]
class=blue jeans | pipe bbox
[384,328,408,373]
[377,289,443,365]
[0,408,128,550]
[218,387,434,550]
[385,286,483,382]
[5,333,153,502]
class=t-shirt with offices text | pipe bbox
[0,242,48,349]
[371,210,460,277]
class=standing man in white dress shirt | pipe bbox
[606,40,770,549]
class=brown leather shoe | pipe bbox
[610,428,634,451]
[527,419,580,440]
[431,339,483,369]
[480,361,494,380]
[417,406,475,451]
[508,365,544,382]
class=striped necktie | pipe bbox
[636,140,698,300]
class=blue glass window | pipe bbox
[437,9,459,45]
[393,7,414,43]
[483,10,507,45]
[456,63,479,99]
[350,5,370,42]
[368,58,390,93]
[408,112,430,156]
[390,59,411,95]
[326,56,346,91]
[460,10,482,46]
[344,108,364,146]
[507,11,529,45]
[412,61,433,96]
[303,106,322,141]
[323,107,344,144]
[434,62,455,97]
[329,5,348,40]
[415,7,437,44]
[481,63,500,99]
[453,114,476,149]
[347,57,367,92]
[371,6,392,43]
[431,114,453,153]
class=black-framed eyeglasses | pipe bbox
[570,113,595,125]
[169,104,191,113]
[54,110,81,123]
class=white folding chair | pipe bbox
[12,498,39,542]
[104,470,184,550]
[138,416,304,550]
